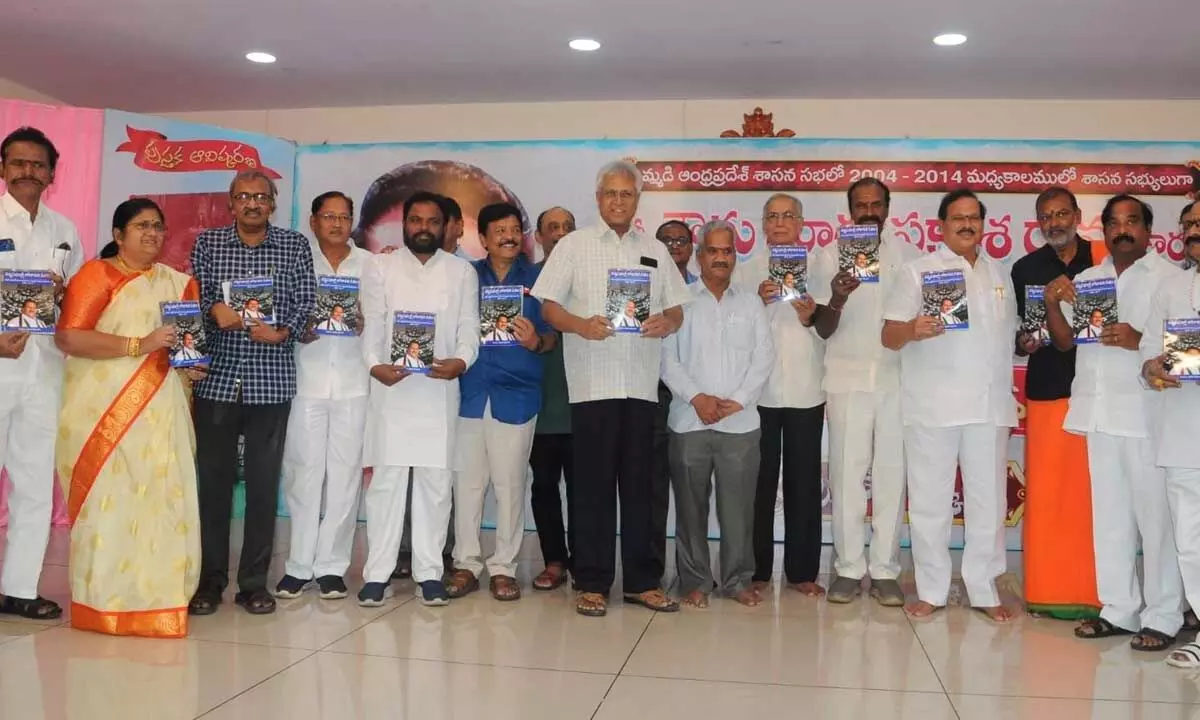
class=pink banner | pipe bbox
[0,99,105,527]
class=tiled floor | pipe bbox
[1,523,1199,719]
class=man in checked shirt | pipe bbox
[188,170,317,616]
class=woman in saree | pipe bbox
[53,198,207,638]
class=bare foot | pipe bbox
[751,580,770,595]
[733,588,761,607]
[788,582,825,597]
[682,590,710,609]
[974,605,1015,623]
[905,600,943,618]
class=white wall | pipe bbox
[161,98,1200,144]
[0,77,62,105]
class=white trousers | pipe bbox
[1167,468,1200,623]
[453,403,535,578]
[364,465,452,584]
[904,423,1009,607]
[826,389,906,581]
[281,395,369,579]
[1088,432,1183,635]
[0,381,57,599]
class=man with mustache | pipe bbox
[359,190,479,607]
[1143,201,1200,668]
[0,126,83,620]
[810,177,919,607]
[447,202,556,602]
[529,206,578,591]
[1010,187,1103,620]
[1046,194,1184,651]
[661,220,773,608]
[883,189,1017,622]
[189,170,316,616]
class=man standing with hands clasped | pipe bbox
[532,160,691,617]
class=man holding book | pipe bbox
[189,169,316,616]
[446,202,556,602]
[809,177,919,607]
[359,190,479,607]
[882,188,1017,623]
[1046,194,1183,651]
[274,191,370,602]
[532,161,691,617]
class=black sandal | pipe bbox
[1074,617,1133,639]
[188,589,221,616]
[234,589,276,615]
[1131,627,1176,652]
[0,595,62,620]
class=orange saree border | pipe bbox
[67,352,169,524]
[71,602,188,639]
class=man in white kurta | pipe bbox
[1047,194,1183,650]
[0,127,83,619]
[1143,205,1200,667]
[809,178,919,607]
[882,189,1017,622]
[275,192,371,601]
[359,191,479,607]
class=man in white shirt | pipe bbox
[317,305,351,333]
[1143,202,1200,668]
[810,178,919,607]
[1076,309,1105,340]
[402,341,428,369]
[5,299,47,329]
[485,314,517,343]
[852,252,873,279]
[734,193,826,597]
[241,298,267,323]
[0,126,83,620]
[662,220,774,608]
[360,190,479,607]
[938,299,960,327]
[882,189,1017,623]
[275,192,371,602]
[1046,194,1183,651]
[532,160,691,617]
[613,299,642,329]
[173,332,205,362]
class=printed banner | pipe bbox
[115,126,284,178]
[296,136,1200,549]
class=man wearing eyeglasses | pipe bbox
[0,126,83,621]
[274,191,370,603]
[1009,187,1105,621]
[731,193,827,599]
[188,170,316,616]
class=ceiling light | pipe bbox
[933,33,967,47]
[245,51,277,64]
[568,38,601,52]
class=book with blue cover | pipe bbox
[160,300,208,368]
[0,270,55,334]
[480,285,523,347]
[1072,278,1117,345]
[921,270,968,330]
[838,224,881,283]
[226,276,276,325]
[1164,318,1200,381]
[769,246,808,301]
[607,269,651,334]
[1023,285,1050,346]
[391,311,435,374]
[313,275,359,336]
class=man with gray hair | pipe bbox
[733,192,827,597]
[189,169,316,616]
[662,220,774,608]
[532,160,692,617]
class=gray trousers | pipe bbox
[669,428,761,596]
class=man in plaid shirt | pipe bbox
[188,170,316,616]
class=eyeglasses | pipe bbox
[601,189,636,201]
[318,213,352,224]
[1037,209,1076,223]
[949,214,983,224]
[658,236,691,247]
[1183,219,1200,233]
[129,220,166,233]
[232,192,274,204]
[764,212,799,223]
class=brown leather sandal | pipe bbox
[444,569,479,599]
[576,591,607,617]
[533,563,568,591]
[623,589,680,613]
[489,575,522,602]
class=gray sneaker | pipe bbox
[869,578,906,607]
[826,576,862,604]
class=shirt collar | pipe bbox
[225,222,279,247]
[599,224,642,244]
[1,192,36,222]
[476,253,534,285]
[935,244,983,266]
[694,278,739,301]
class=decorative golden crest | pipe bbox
[720,107,795,138]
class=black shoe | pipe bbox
[317,575,348,600]
[392,552,412,580]
[272,575,311,600]
[358,582,392,607]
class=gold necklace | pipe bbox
[115,254,146,275]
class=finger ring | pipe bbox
[1153,378,1165,389]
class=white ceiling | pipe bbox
[3,0,1197,112]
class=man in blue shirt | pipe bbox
[445,203,557,601]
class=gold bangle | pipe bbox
[127,336,140,357]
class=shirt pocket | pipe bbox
[724,311,758,351]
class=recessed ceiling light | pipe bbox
[245,51,277,64]
[568,38,601,52]
[933,33,967,47]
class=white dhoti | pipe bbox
[904,423,1008,607]
[364,465,453,584]
[281,395,369,579]
[1088,432,1183,635]
[0,381,58,599]
[826,388,906,581]
[453,402,536,579]
[1168,468,1200,619]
